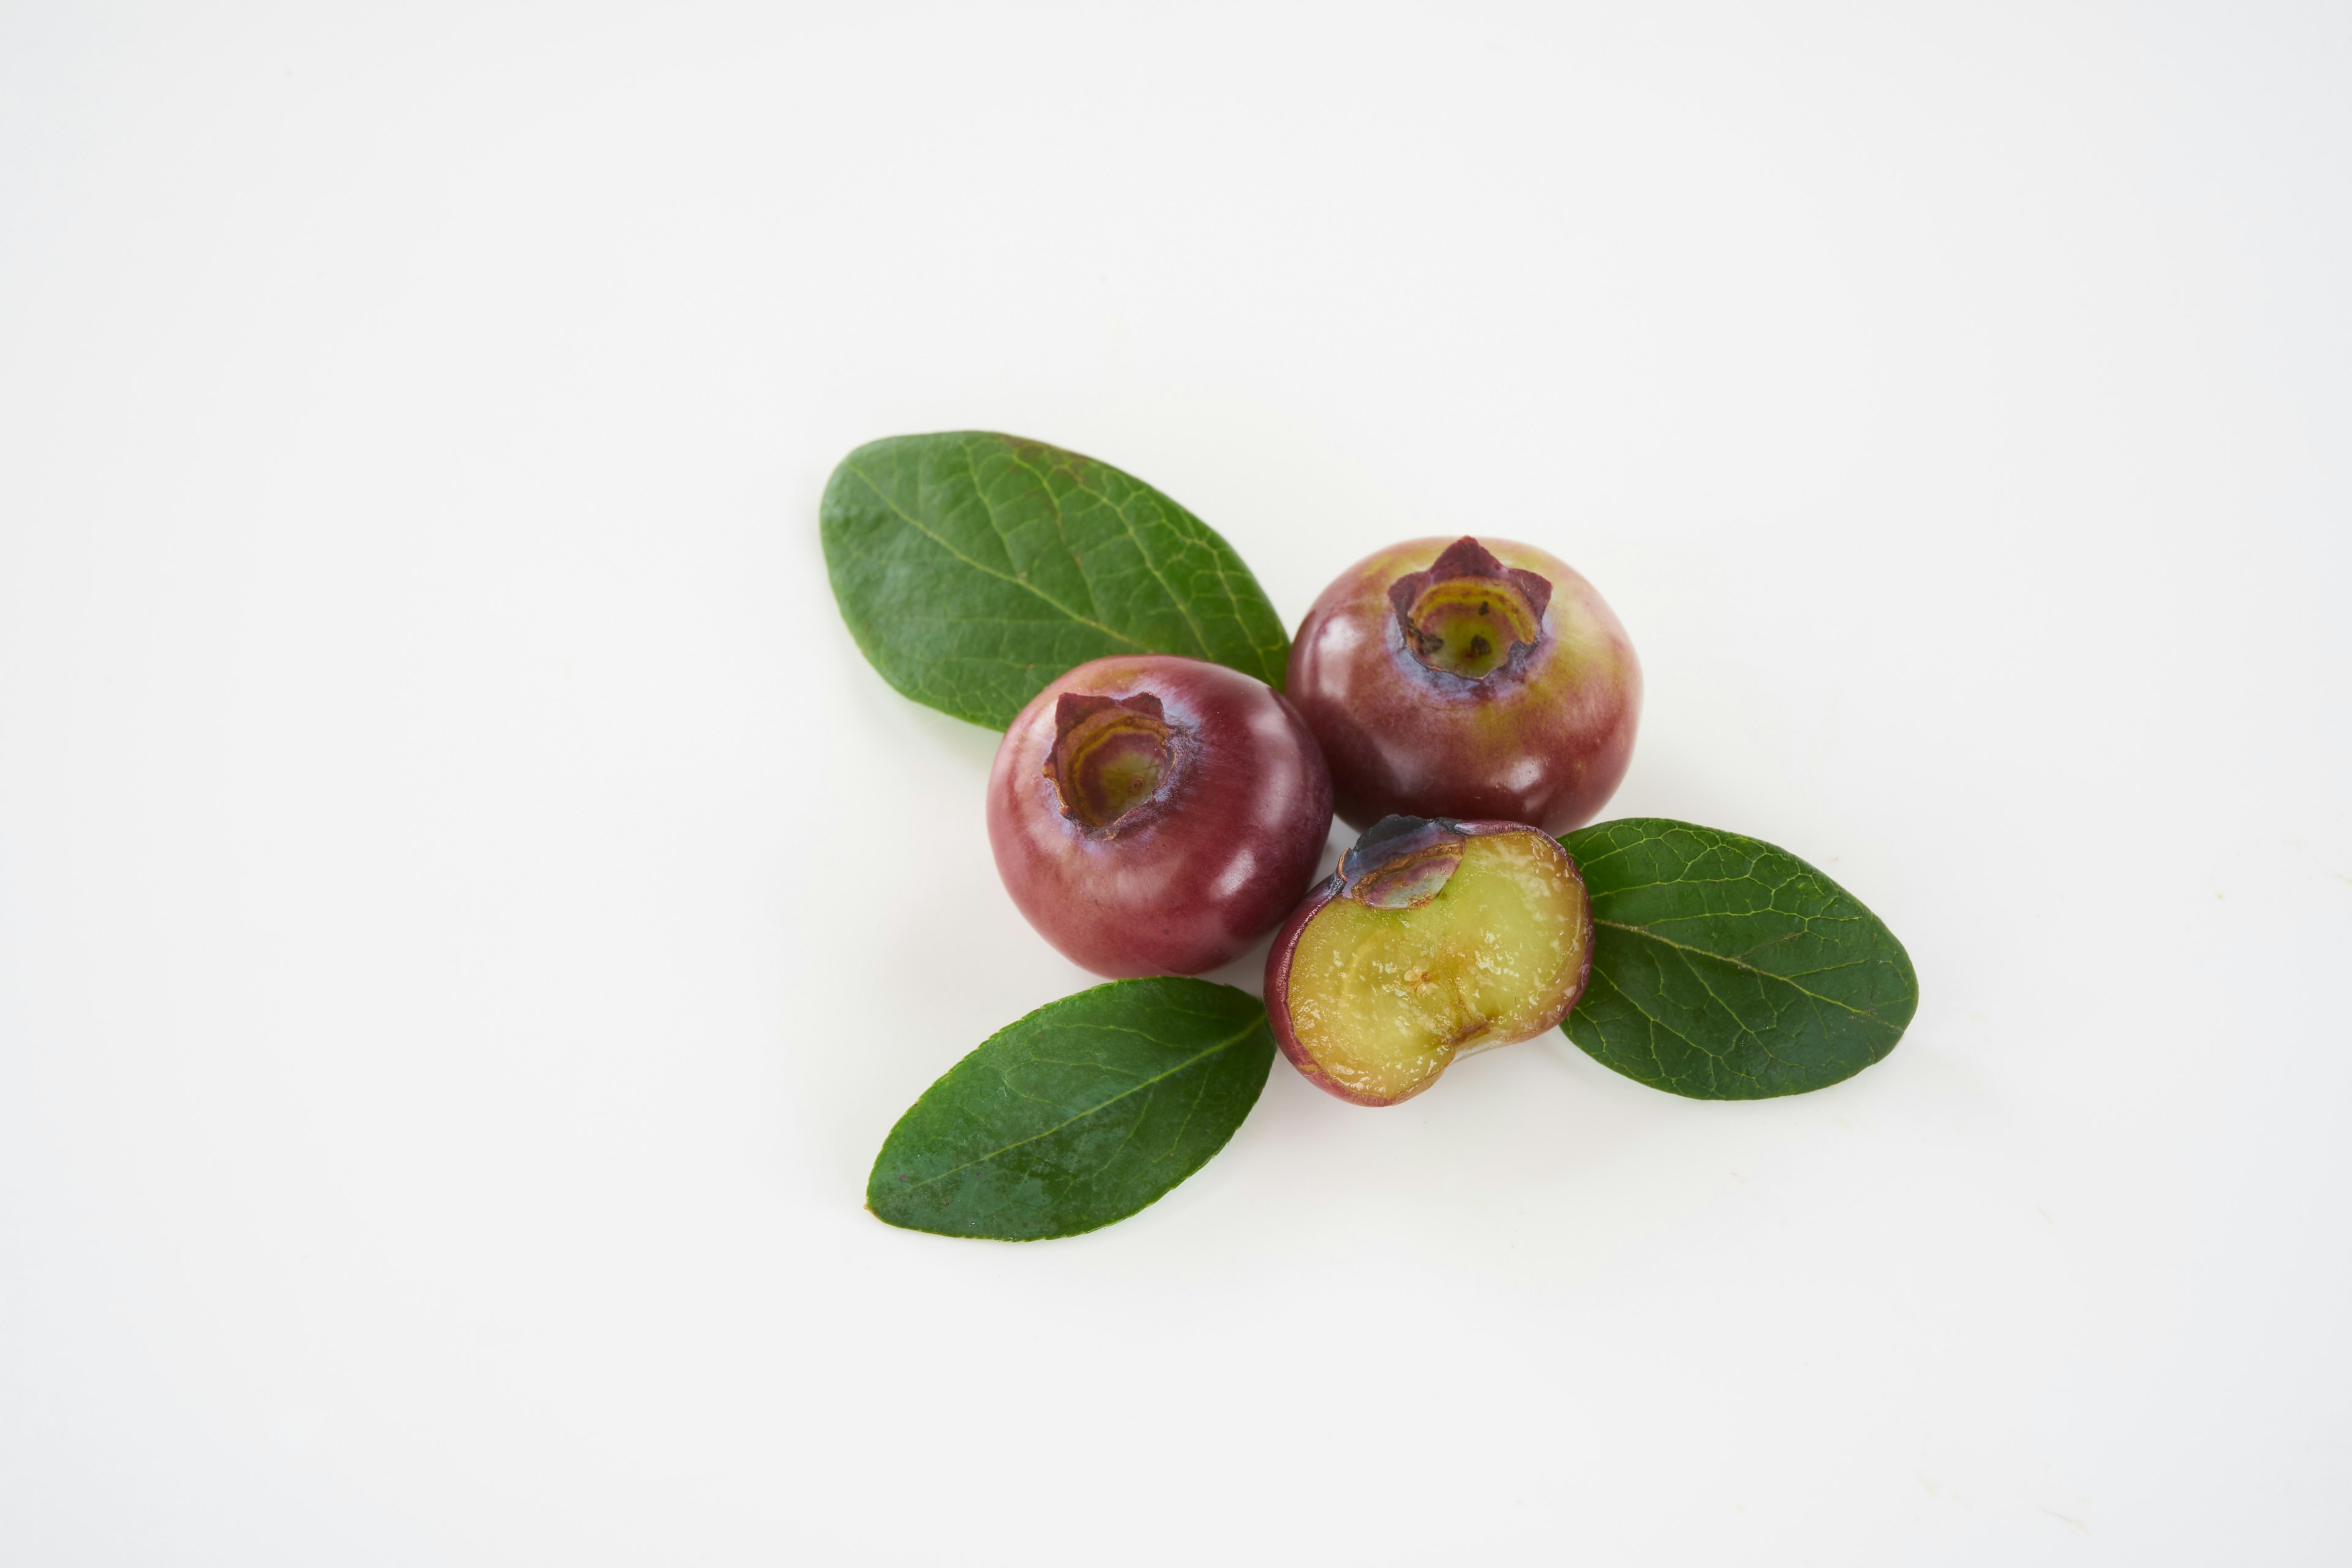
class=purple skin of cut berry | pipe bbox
[1286,535,1642,835]
[986,654,1334,979]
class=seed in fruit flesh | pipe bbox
[1264,815,1593,1106]
[987,654,1334,979]
[1286,536,1641,835]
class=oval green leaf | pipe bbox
[1560,818,1918,1099]
[820,432,1292,728]
[867,978,1276,1240]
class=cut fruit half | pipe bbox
[1265,816,1593,1106]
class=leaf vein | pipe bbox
[1595,919,1899,1026]
[845,461,1144,652]
[897,1018,1262,1193]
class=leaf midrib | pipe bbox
[995,442,1221,662]
[1578,963,1773,1087]
[845,459,1147,653]
[1593,917,1900,1027]
[895,1017,1263,1193]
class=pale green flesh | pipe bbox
[1287,832,1588,1103]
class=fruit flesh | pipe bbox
[1283,830,1589,1104]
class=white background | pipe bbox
[3,4,2347,1563]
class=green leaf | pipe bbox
[820,432,1292,728]
[867,978,1276,1240]
[1561,818,1918,1099]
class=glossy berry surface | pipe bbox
[1265,816,1593,1106]
[1286,536,1641,835]
[987,654,1333,978]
